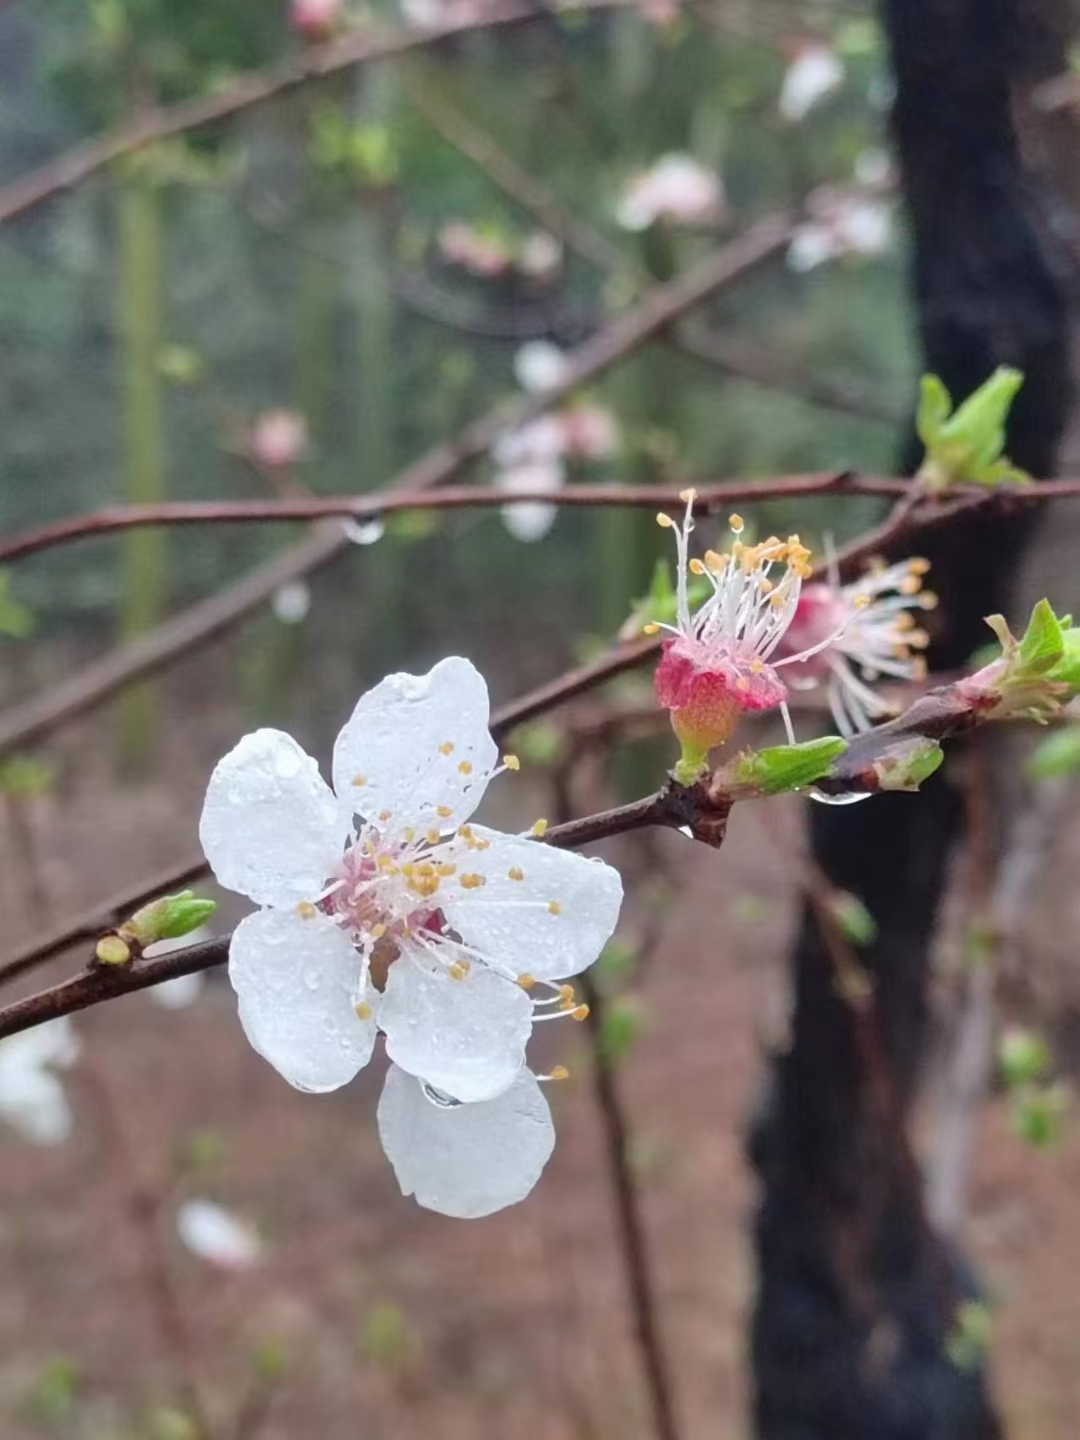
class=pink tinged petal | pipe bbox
[177,1200,261,1270]
[228,908,376,1094]
[200,729,344,908]
[332,657,498,833]
[379,949,532,1103]
[377,1064,555,1219]
[441,827,623,982]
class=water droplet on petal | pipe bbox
[422,1082,463,1109]
[344,514,385,546]
[810,789,871,807]
[304,968,321,991]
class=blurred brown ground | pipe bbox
[1,660,1079,1440]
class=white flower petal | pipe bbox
[0,1019,79,1147]
[229,908,376,1093]
[200,729,344,908]
[442,827,623,981]
[177,1199,261,1269]
[332,657,499,833]
[377,1064,555,1219]
[380,949,532,1102]
[496,458,564,544]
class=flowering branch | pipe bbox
[1,603,1073,1042]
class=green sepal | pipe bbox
[732,735,848,795]
[121,890,217,946]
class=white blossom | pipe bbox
[272,580,312,626]
[787,188,892,272]
[200,658,623,1216]
[776,560,937,735]
[177,1199,261,1269]
[513,341,569,395]
[0,1018,80,1146]
[616,154,724,232]
[778,43,844,121]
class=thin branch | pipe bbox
[0,661,1038,1041]
[490,483,938,737]
[0,852,208,987]
[0,219,792,760]
[0,0,637,228]
[0,473,912,566]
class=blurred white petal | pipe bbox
[779,44,844,121]
[177,1199,261,1269]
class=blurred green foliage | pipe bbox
[0,1,913,745]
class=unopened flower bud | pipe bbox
[121,891,217,948]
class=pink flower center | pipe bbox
[654,635,787,755]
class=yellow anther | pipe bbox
[502,754,521,772]
[558,983,576,1001]
[370,923,386,940]
[438,741,455,755]
[909,558,931,575]
[571,1004,590,1022]
[922,590,940,610]
[417,862,435,878]
[643,623,661,635]
[476,838,491,851]
[352,773,367,787]
[531,818,549,838]
[729,513,744,534]
[656,511,675,529]
[899,576,921,596]
[689,558,707,576]
[426,829,441,846]
[458,825,474,840]
[517,973,536,990]
[403,826,415,843]
[704,549,725,572]
[460,873,486,889]
[679,486,697,503]
[296,900,317,920]
[437,805,453,818]
[750,659,764,673]
[457,760,473,776]
[377,854,396,872]
[378,809,392,822]
[508,866,525,882]
[437,862,457,877]
[548,900,562,916]
[355,1001,373,1021]
[549,1065,570,1081]
[853,594,871,610]
[448,963,467,981]
[401,862,415,879]
[736,676,750,692]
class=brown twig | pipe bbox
[0,851,208,987]
[0,0,636,229]
[0,473,911,567]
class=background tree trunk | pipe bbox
[750,3,1075,1437]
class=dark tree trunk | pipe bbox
[750,3,1074,1438]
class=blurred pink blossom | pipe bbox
[250,409,308,470]
[289,0,342,40]
[616,154,724,232]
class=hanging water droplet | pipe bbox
[344,513,385,546]
[304,968,321,991]
[810,789,871,807]
[422,1082,462,1109]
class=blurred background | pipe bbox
[3,1,1080,1437]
